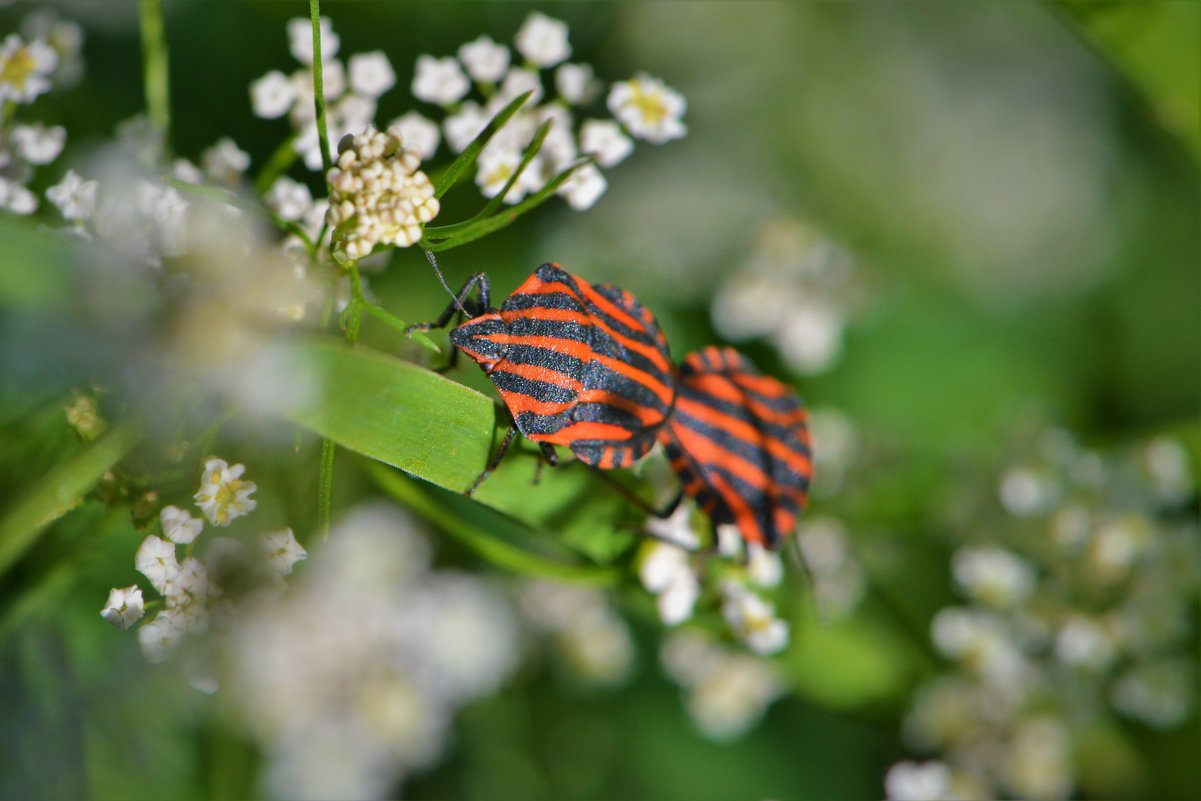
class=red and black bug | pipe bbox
[657,346,812,550]
[410,260,676,492]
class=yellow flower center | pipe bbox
[0,45,37,89]
[630,84,668,126]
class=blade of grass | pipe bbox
[435,90,533,199]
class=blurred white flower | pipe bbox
[520,581,634,686]
[250,69,297,119]
[100,585,145,630]
[998,466,1057,516]
[0,176,37,215]
[1143,437,1192,503]
[556,162,606,211]
[885,760,952,801]
[287,16,339,65]
[1002,717,1072,801]
[1111,659,1194,728]
[160,504,203,545]
[773,302,844,374]
[135,535,180,595]
[442,100,488,154]
[721,584,789,655]
[639,538,700,626]
[0,34,58,104]
[555,63,597,105]
[608,73,687,144]
[645,504,699,549]
[496,66,544,107]
[201,137,250,188]
[264,176,313,221]
[260,527,307,576]
[45,169,97,221]
[663,632,782,740]
[932,608,1027,685]
[1089,514,1149,579]
[515,12,571,68]
[745,543,783,589]
[951,546,1035,609]
[138,610,185,664]
[11,122,65,164]
[348,51,395,99]
[388,111,440,161]
[1053,616,1115,670]
[326,125,440,258]
[171,556,210,615]
[194,458,258,527]
[579,118,633,168]
[474,146,525,204]
[412,54,469,106]
[458,35,509,83]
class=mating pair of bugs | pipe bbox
[410,258,813,552]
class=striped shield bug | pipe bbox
[410,258,676,494]
[657,346,812,550]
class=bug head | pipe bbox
[450,311,508,372]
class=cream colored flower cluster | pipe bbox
[325,125,439,260]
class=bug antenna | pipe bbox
[789,533,827,627]
[425,250,472,318]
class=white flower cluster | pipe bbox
[408,11,686,211]
[224,503,520,800]
[250,16,397,171]
[887,427,1200,801]
[519,580,634,686]
[637,504,791,655]
[661,630,784,741]
[796,516,866,620]
[325,125,439,259]
[0,12,80,217]
[100,458,306,667]
[712,217,867,375]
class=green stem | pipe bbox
[139,0,171,146]
[309,0,334,187]
[318,438,335,539]
[253,132,300,196]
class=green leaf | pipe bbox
[1058,1,1201,159]
[434,90,533,199]
[0,418,142,578]
[277,336,638,563]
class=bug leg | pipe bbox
[405,271,492,334]
[465,424,519,497]
[587,468,684,520]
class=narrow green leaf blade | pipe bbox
[434,90,533,199]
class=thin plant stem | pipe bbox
[318,438,335,539]
[139,0,171,145]
[309,0,334,187]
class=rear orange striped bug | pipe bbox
[408,254,677,495]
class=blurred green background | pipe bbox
[0,1,1197,800]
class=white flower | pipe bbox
[474,146,526,204]
[389,111,440,160]
[287,16,339,65]
[288,59,347,127]
[100,585,145,629]
[442,101,488,153]
[533,105,577,169]
[250,70,297,119]
[160,504,203,545]
[721,585,789,655]
[607,73,687,144]
[931,607,1027,685]
[496,66,543,107]
[137,610,185,663]
[135,535,180,595]
[194,458,258,527]
[745,543,783,588]
[687,650,782,740]
[172,556,209,607]
[555,63,597,105]
[556,162,606,211]
[348,51,396,99]
[0,177,37,215]
[638,537,699,626]
[412,55,469,106]
[325,125,440,258]
[458,35,509,83]
[264,176,313,221]
[11,122,65,164]
[884,760,952,801]
[171,158,204,185]
[514,12,571,68]
[45,169,97,221]
[579,118,633,168]
[1054,616,1115,670]
[951,546,1035,609]
[998,466,1057,516]
[1111,660,1193,728]
[201,137,251,187]
[658,573,700,626]
[261,527,307,576]
[645,504,699,549]
[0,35,58,104]
[772,302,844,374]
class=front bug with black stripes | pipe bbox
[411,260,676,493]
[658,346,813,550]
